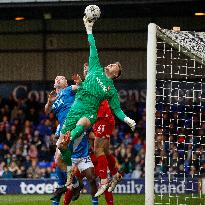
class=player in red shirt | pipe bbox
[88,131,114,205]
[93,100,122,198]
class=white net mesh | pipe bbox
[154,28,205,204]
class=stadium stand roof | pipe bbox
[0,0,204,19]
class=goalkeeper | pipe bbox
[58,16,136,164]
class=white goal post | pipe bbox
[145,23,157,205]
[145,23,205,205]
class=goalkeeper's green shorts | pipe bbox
[61,98,97,135]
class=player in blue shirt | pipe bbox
[55,66,100,205]
[45,75,98,205]
[45,75,77,205]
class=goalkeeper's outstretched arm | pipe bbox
[83,16,102,73]
[108,92,136,131]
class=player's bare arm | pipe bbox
[45,90,57,114]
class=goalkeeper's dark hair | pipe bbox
[113,61,122,79]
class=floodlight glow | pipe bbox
[15,17,25,21]
[195,12,205,16]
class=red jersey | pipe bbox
[97,100,113,118]
[93,100,115,137]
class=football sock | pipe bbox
[97,155,108,180]
[60,149,72,166]
[92,196,98,205]
[71,124,85,141]
[63,188,72,205]
[106,154,118,176]
[55,166,67,187]
[52,198,60,205]
[104,190,114,205]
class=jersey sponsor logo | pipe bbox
[96,77,108,92]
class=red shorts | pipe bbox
[92,118,115,138]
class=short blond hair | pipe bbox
[114,61,122,79]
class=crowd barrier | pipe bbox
[0,178,201,195]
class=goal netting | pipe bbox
[146,23,205,205]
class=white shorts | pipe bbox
[71,156,94,173]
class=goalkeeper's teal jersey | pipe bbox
[75,34,126,121]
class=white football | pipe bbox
[84,5,101,21]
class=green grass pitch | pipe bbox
[0,194,204,205]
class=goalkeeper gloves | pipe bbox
[83,16,94,34]
[124,117,136,131]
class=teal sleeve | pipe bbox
[76,83,83,91]
[108,91,126,121]
[112,108,126,122]
[88,34,98,58]
[88,34,102,72]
